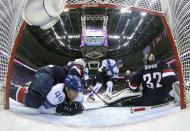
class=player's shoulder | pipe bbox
[156,60,167,64]
[52,83,65,90]
[102,59,116,64]
[102,59,107,63]
[67,61,74,66]
[54,65,67,72]
[103,59,115,62]
[138,65,145,72]
[55,83,65,87]
[113,66,119,71]
[48,64,62,69]
[109,59,116,65]
[133,66,144,77]
[156,60,169,68]
[109,59,115,62]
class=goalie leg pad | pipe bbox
[172,81,180,104]
[107,94,142,106]
[101,89,142,106]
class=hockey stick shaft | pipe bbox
[130,101,175,113]
[84,105,108,111]
[88,86,109,105]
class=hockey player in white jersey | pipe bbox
[87,59,123,101]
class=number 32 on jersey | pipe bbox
[143,72,162,89]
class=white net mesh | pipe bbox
[0,0,26,108]
[0,0,189,108]
[162,0,190,103]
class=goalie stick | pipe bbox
[84,105,109,111]
[105,93,142,106]
[130,101,175,113]
[84,94,142,111]
[84,92,142,111]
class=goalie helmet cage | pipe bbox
[0,0,189,109]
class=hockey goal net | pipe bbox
[0,0,190,109]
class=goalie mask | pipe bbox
[143,53,155,65]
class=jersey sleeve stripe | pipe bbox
[162,69,174,73]
[162,71,176,77]
[73,66,82,76]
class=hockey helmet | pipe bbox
[143,53,155,65]
[64,75,84,92]
[116,59,123,66]
[74,58,86,68]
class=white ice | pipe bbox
[0,95,190,131]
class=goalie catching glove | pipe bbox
[56,101,84,115]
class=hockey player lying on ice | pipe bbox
[10,64,85,115]
[104,53,179,107]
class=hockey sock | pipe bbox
[10,85,27,104]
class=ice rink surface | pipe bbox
[0,96,190,131]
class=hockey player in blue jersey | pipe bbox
[107,53,178,106]
[87,59,123,101]
[67,58,90,89]
[67,58,89,81]
[10,65,84,115]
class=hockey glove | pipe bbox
[56,101,84,115]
